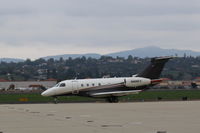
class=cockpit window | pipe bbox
[54,83,60,87]
[59,83,66,87]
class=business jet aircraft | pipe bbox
[42,56,172,103]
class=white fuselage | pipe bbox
[41,77,151,97]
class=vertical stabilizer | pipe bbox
[137,56,173,79]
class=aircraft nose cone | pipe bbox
[41,88,55,97]
[41,90,48,96]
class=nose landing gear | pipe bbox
[53,96,58,104]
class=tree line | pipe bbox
[0,56,200,81]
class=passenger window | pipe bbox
[87,84,89,87]
[60,83,66,87]
[92,83,95,86]
[98,83,101,86]
[81,84,84,87]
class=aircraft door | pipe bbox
[72,80,79,94]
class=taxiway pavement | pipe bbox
[0,101,200,133]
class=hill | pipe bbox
[42,53,101,60]
[0,58,24,63]
[106,46,200,58]
[41,46,200,60]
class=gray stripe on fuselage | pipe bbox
[56,85,148,97]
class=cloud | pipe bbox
[0,0,200,59]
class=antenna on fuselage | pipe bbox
[74,73,79,80]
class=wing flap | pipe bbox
[90,90,142,97]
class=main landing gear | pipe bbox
[107,96,119,103]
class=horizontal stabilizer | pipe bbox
[151,79,163,85]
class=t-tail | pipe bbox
[137,56,173,80]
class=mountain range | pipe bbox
[42,46,200,60]
[106,46,200,58]
[1,46,200,62]
[42,53,101,60]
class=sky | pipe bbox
[0,0,200,59]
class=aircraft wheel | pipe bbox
[113,97,119,103]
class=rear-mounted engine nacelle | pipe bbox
[125,77,151,87]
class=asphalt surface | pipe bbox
[0,101,200,133]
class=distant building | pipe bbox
[0,79,57,90]
[0,79,9,82]
[195,77,200,82]
[195,77,200,86]
[152,78,199,90]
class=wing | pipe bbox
[90,90,142,97]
